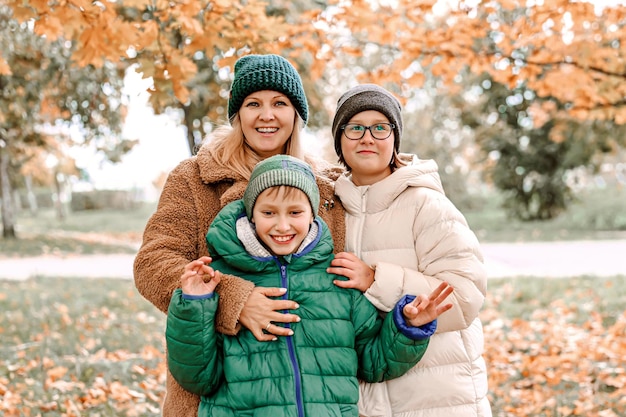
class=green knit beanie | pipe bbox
[228,54,309,124]
[243,155,319,219]
[331,84,403,160]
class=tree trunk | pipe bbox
[24,174,38,215]
[53,171,66,221]
[0,146,17,239]
[183,105,197,156]
[13,189,22,212]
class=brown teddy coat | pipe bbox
[133,143,346,417]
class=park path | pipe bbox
[0,239,625,281]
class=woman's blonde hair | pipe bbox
[204,114,307,180]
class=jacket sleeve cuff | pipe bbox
[182,292,215,300]
[392,295,437,340]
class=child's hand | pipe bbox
[180,256,222,296]
[403,281,454,327]
[328,252,375,292]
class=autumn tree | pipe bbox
[9,0,623,125]
[0,5,129,238]
[459,77,625,220]
[121,0,333,154]
[300,0,626,218]
[119,0,304,154]
[3,0,317,155]
[307,0,626,122]
[4,0,625,220]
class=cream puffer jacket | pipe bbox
[334,158,492,417]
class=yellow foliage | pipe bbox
[4,0,625,124]
[33,14,64,41]
[548,121,568,144]
[309,58,327,81]
[407,71,426,87]
[214,0,234,8]
[122,0,154,7]
[0,57,11,75]
[8,3,35,21]
[178,15,203,36]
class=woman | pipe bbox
[327,84,491,416]
[133,54,345,417]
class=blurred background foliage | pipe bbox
[1,183,624,258]
[0,0,625,240]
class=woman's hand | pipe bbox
[327,252,375,292]
[403,281,454,327]
[180,256,221,296]
[239,287,301,342]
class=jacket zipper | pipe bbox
[280,263,305,416]
[355,189,367,255]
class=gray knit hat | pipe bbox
[228,54,309,124]
[243,155,319,219]
[331,84,403,159]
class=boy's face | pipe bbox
[252,186,314,256]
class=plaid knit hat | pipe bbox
[228,54,309,124]
[243,155,319,219]
[331,84,403,159]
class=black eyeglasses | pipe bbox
[341,123,395,140]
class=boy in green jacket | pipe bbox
[165,154,453,417]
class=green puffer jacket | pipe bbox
[166,200,434,417]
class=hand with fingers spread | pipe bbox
[238,287,301,342]
[180,256,222,296]
[403,282,454,327]
[327,251,375,292]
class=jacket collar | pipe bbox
[196,143,248,207]
[196,143,246,185]
[335,158,444,214]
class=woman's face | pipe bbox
[341,110,394,186]
[239,90,297,158]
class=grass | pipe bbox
[486,275,626,326]
[463,186,626,242]
[14,202,155,235]
[0,203,156,258]
[0,277,167,416]
[1,185,625,258]
[1,275,625,416]
[483,276,626,416]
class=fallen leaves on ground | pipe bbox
[483,292,626,416]
[1,345,167,416]
[1,277,625,416]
